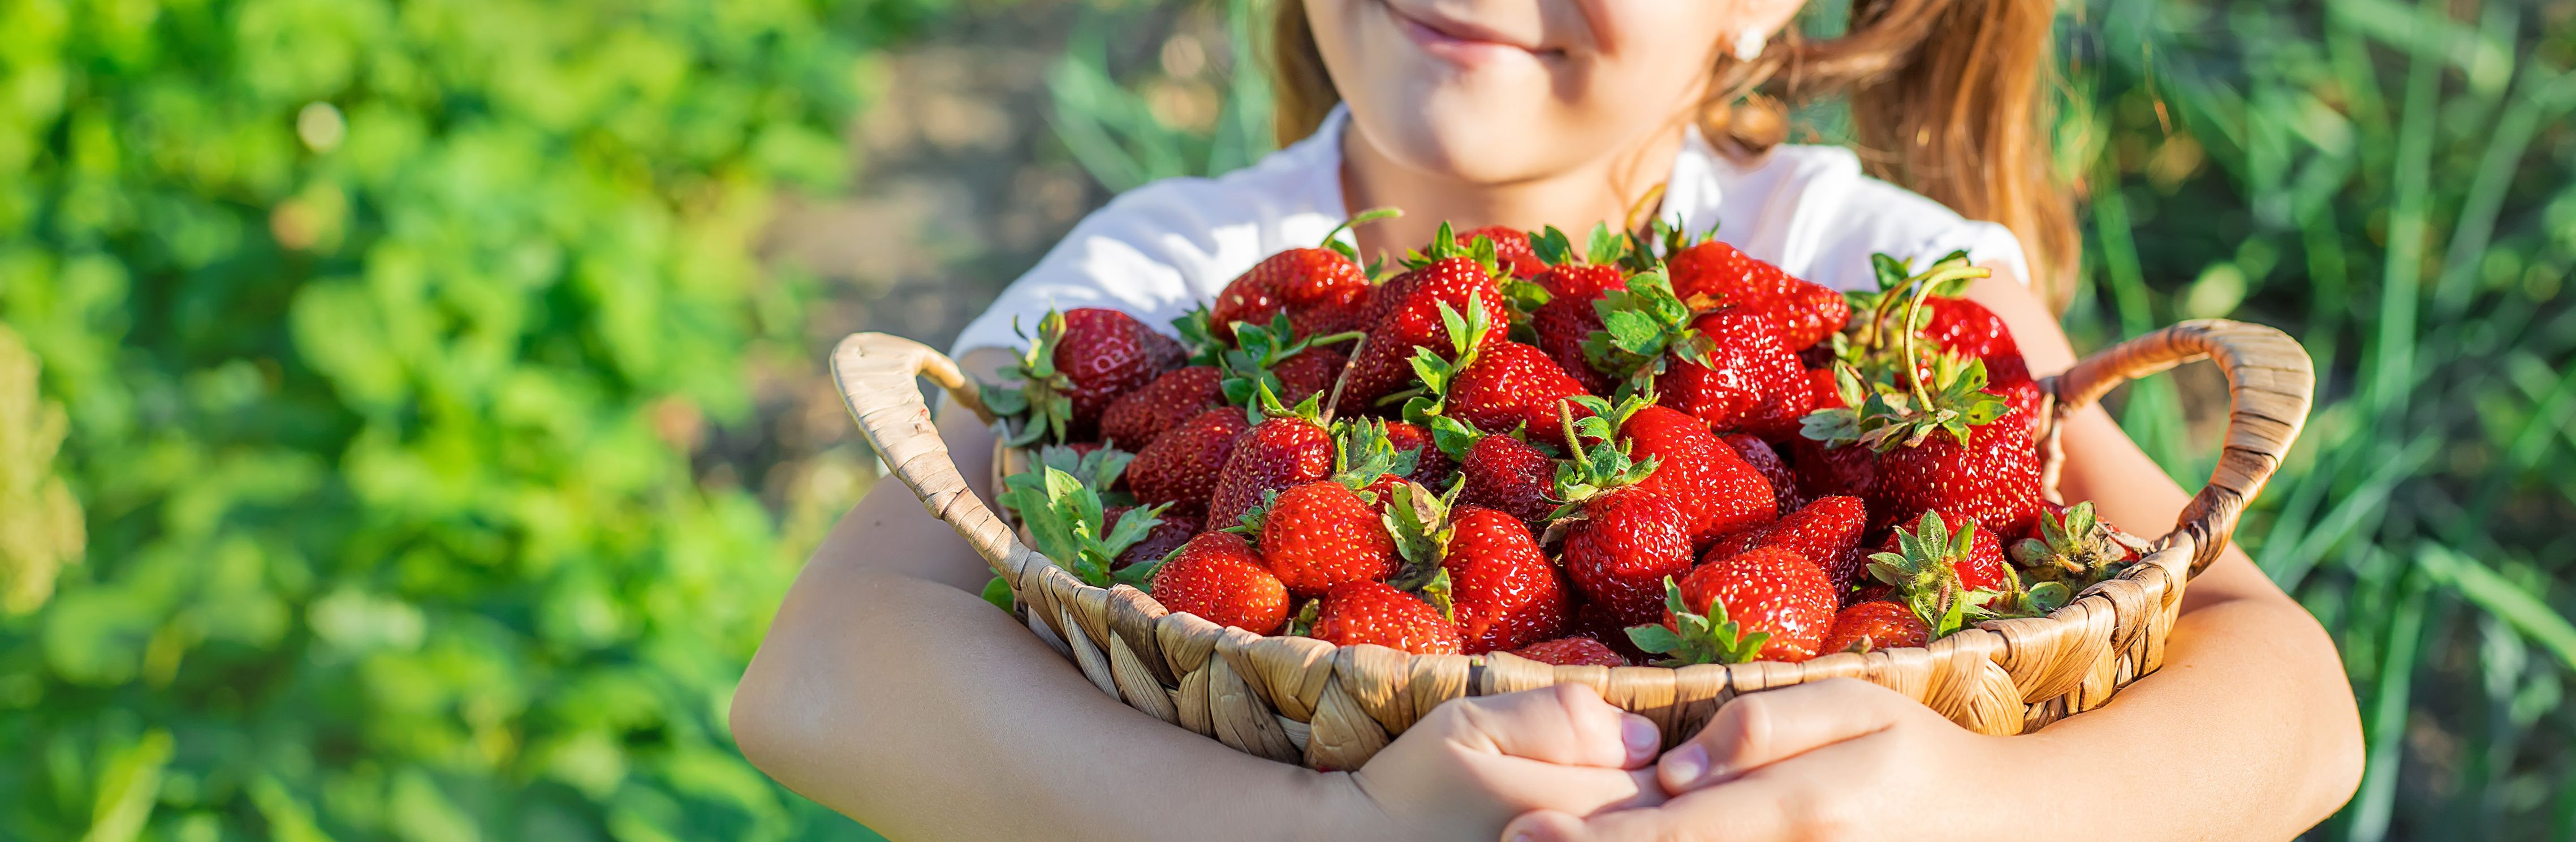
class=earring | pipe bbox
[1733,28,1765,62]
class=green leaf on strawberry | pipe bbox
[1625,575,1771,666]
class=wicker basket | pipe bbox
[829,319,2312,769]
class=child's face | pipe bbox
[1307,0,1803,184]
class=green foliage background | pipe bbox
[0,0,940,838]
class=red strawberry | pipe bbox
[1816,600,1931,654]
[1309,579,1465,654]
[1721,433,1803,515]
[1520,226,1636,396]
[1203,397,1336,530]
[1510,636,1630,667]
[1609,401,1777,544]
[1708,495,1869,595]
[1919,295,2019,359]
[1415,322,1589,438]
[1251,480,1401,596]
[1875,511,2011,594]
[1382,484,1570,654]
[1099,366,1223,450]
[1452,225,1544,279]
[1270,344,1348,405]
[1634,545,1837,664]
[1662,235,1845,349]
[1209,210,1394,342]
[1655,308,1814,439]
[1874,412,2044,540]
[1456,433,1557,526]
[1150,531,1291,634]
[1131,407,1251,517]
[1345,225,1511,408]
[1382,421,1456,489]
[1554,427,1696,628]
[985,308,1185,444]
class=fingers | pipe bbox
[1656,678,1918,794]
[1438,684,1664,771]
[1505,733,1892,842]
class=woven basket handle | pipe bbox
[829,332,1025,575]
[2039,319,2314,575]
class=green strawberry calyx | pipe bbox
[1544,399,1658,521]
[994,445,1167,589]
[1625,576,1771,667]
[1581,270,1716,398]
[2010,502,2150,590]
[980,310,1080,446]
[1398,292,1495,423]
[1218,312,1362,407]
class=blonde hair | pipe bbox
[1265,0,2078,309]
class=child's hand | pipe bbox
[1345,683,1669,840]
[1501,678,2025,841]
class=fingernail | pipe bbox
[1621,716,1658,758]
[1662,743,1709,788]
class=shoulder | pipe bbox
[1715,145,2031,293]
[950,115,1349,356]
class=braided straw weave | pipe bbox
[830,319,2312,768]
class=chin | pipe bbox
[1349,85,1568,185]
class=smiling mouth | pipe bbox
[1386,3,1555,61]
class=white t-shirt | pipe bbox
[952,105,2031,357]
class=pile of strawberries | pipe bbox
[982,213,2150,667]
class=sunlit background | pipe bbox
[2,0,2571,839]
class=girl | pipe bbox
[732,0,2366,839]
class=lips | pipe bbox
[1386,3,1546,61]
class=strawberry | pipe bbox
[1208,208,1395,343]
[1151,531,1292,634]
[1130,406,1250,517]
[1708,495,1870,596]
[1597,398,1776,544]
[2010,501,2148,590]
[1205,312,1364,407]
[1452,225,1544,279]
[1382,420,1456,489]
[1525,225,1632,396]
[1510,636,1630,667]
[1405,295,1587,437]
[1816,600,1931,654]
[1344,224,1511,409]
[1551,410,1697,627]
[1455,432,1557,526]
[1229,419,1412,596]
[1628,545,1836,664]
[1099,365,1224,450]
[1307,579,1466,654]
[1203,389,1338,530]
[995,446,1171,589]
[1654,308,1814,439]
[1249,480,1401,596]
[1805,353,2042,539]
[1721,433,1803,515]
[1661,231,1846,350]
[983,308,1185,444]
[1382,483,1569,654]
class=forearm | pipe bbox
[733,402,1377,841]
